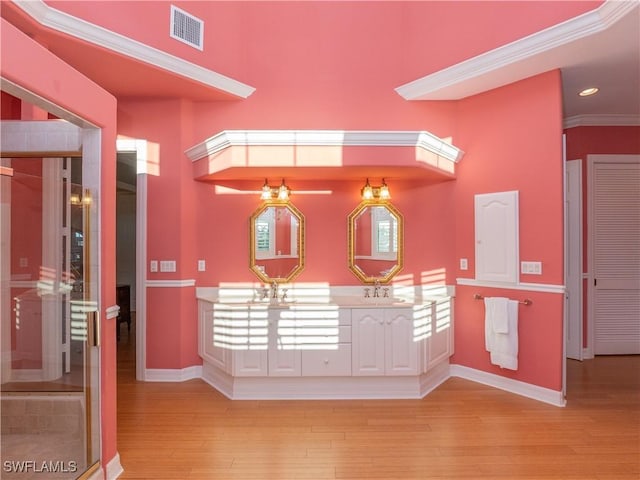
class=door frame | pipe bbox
[116,138,149,381]
[587,154,640,357]
[565,159,583,362]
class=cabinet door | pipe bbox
[475,191,519,283]
[200,302,230,373]
[352,309,385,376]
[426,299,454,370]
[268,309,301,376]
[384,309,418,375]
[233,349,268,376]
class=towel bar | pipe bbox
[474,293,532,306]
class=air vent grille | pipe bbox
[170,5,203,50]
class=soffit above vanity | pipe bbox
[187,130,464,184]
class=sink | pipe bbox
[360,297,406,305]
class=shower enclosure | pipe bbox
[1,156,100,479]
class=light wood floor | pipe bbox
[116,324,639,480]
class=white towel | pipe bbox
[485,297,509,333]
[484,297,519,370]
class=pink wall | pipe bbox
[453,71,565,391]
[1,17,119,473]
[564,126,640,347]
[51,1,601,98]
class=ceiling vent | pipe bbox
[170,5,204,50]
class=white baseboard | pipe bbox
[202,361,449,400]
[582,348,594,360]
[105,452,123,480]
[419,361,450,397]
[450,364,566,407]
[147,361,563,406]
[144,365,203,382]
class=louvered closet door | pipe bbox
[593,158,640,354]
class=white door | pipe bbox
[590,155,640,354]
[565,160,583,360]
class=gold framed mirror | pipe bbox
[249,201,305,283]
[348,201,404,284]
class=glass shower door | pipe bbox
[1,157,100,479]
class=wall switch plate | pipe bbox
[150,260,158,272]
[19,257,28,268]
[460,258,468,270]
[521,261,542,275]
[160,260,176,272]
[198,260,206,272]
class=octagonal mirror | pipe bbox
[348,201,403,284]
[249,201,305,283]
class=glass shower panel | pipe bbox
[0,157,100,478]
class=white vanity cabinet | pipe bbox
[198,292,454,400]
[351,307,419,376]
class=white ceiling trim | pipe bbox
[185,130,465,163]
[11,0,256,99]
[395,0,637,101]
[563,114,640,129]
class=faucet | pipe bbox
[260,285,270,300]
[373,279,381,298]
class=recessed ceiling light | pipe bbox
[579,87,599,97]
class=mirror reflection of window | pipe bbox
[250,202,305,284]
[348,201,403,284]
[371,206,397,260]
[255,208,275,259]
[255,207,299,260]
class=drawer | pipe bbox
[301,345,352,376]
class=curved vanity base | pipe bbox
[201,360,450,400]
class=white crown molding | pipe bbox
[185,130,464,163]
[11,0,255,99]
[563,114,640,128]
[146,279,196,288]
[395,0,638,101]
[456,278,565,294]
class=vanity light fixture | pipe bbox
[361,178,391,200]
[260,178,291,201]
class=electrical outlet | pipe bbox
[160,260,176,272]
[198,260,206,272]
[150,260,158,273]
[460,258,468,270]
[521,261,542,275]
